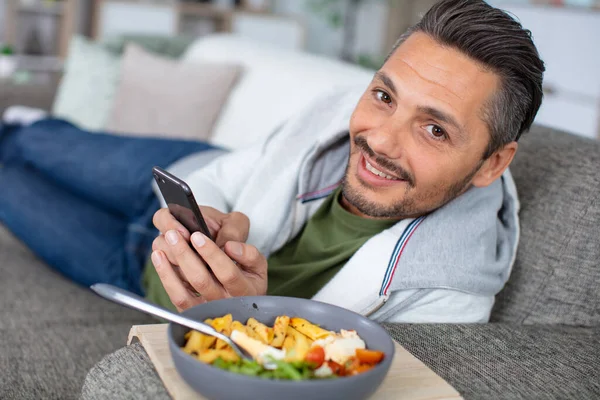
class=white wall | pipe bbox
[272,0,388,61]
[272,1,341,57]
[490,2,600,139]
[95,2,177,40]
[354,0,388,58]
[0,0,5,44]
[275,0,600,138]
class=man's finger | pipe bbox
[152,234,179,265]
[224,241,267,277]
[165,230,225,301]
[215,212,249,247]
[151,250,204,312]
[199,206,224,233]
[190,232,250,297]
[204,216,221,238]
[153,208,190,240]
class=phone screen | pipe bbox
[153,167,212,239]
[167,202,206,236]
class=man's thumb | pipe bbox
[224,241,262,272]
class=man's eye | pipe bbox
[376,90,392,104]
[425,124,446,139]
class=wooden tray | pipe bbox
[128,324,462,400]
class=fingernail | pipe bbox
[229,242,243,257]
[166,230,179,245]
[151,251,161,267]
[191,232,206,247]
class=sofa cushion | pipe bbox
[106,44,240,141]
[101,34,194,59]
[183,34,374,150]
[492,126,600,326]
[52,36,121,131]
[0,224,154,399]
[385,323,600,400]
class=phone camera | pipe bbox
[161,178,165,184]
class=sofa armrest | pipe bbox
[383,323,600,399]
[81,343,169,400]
[81,323,599,400]
[0,74,61,115]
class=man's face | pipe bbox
[343,32,500,219]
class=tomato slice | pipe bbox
[350,363,375,375]
[304,345,325,368]
[355,349,385,364]
[326,360,345,376]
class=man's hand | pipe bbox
[151,206,263,311]
[151,230,267,311]
[152,206,250,265]
[197,206,251,248]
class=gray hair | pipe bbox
[388,0,545,159]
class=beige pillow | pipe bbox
[107,44,241,141]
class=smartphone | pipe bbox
[152,166,213,241]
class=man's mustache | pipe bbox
[354,136,415,186]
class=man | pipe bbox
[147,0,545,322]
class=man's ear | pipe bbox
[472,141,518,187]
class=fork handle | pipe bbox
[90,283,224,340]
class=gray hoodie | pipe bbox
[177,88,519,323]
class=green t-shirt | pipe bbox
[267,187,396,298]
[142,187,396,309]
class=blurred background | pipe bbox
[0,0,599,140]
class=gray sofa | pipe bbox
[1,82,599,399]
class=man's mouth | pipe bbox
[355,152,408,188]
[364,159,399,181]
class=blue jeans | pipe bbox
[0,119,219,295]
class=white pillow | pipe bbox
[183,34,374,150]
[106,43,241,141]
[52,36,121,131]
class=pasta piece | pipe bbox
[282,332,296,360]
[182,331,204,355]
[267,327,275,344]
[196,349,240,364]
[231,320,248,335]
[271,316,290,348]
[215,317,234,350]
[290,317,332,341]
[247,318,271,344]
[211,314,233,349]
[286,326,311,361]
[210,314,232,332]
[205,336,217,349]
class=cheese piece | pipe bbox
[312,330,366,365]
[314,363,334,378]
[230,330,285,364]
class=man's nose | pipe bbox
[366,119,408,160]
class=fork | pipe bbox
[90,283,278,369]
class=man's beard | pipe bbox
[341,136,482,219]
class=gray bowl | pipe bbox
[168,296,395,400]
